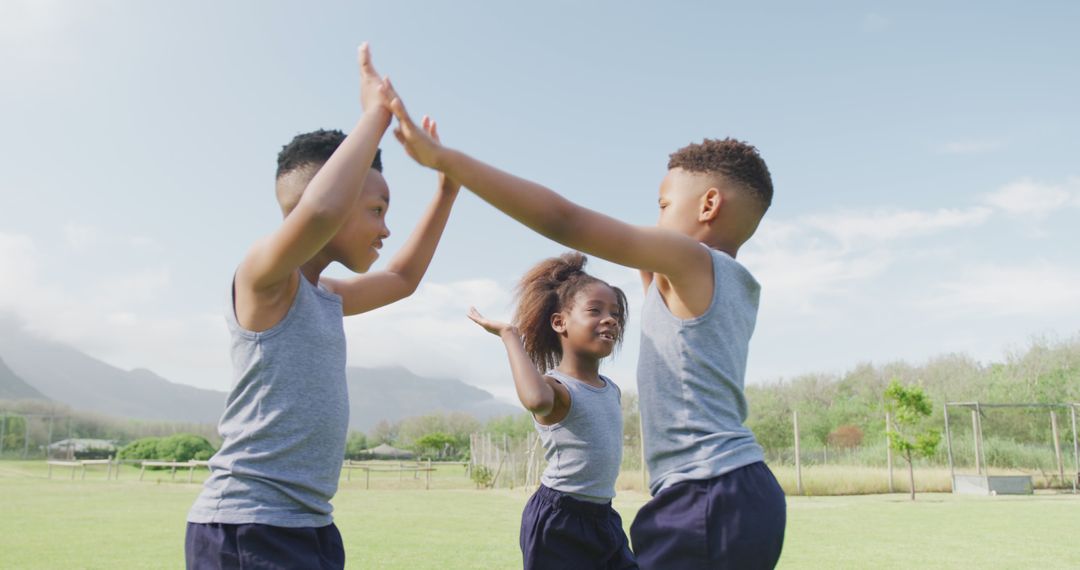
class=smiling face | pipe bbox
[326,170,391,273]
[551,282,624,361]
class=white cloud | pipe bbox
[930,262,1080,317]
[744,203,992,315]
[935,138,1006,155]
[0,0,79,68]
[983,178,1076,218]
[343,279,520,400]
[63,223,103,252]
[801,206,991,245]
[0,229,230,391]
[63,223,161,254]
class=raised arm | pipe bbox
[467,308,568,422]
[388,96,711,283]
[323,118,460,315]
[238,44,390,294]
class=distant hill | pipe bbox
[0,318,517,431]
[0,356,47,401]
[345,366,519,432]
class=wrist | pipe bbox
[362,106,392,126]
[500,326,521,341]
[432,146,456,173]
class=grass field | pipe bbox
[2,460,1078,569]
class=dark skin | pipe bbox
[469,283,622,425]
[387,93,767,324]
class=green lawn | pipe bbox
[1,460,1077,569]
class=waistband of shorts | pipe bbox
[535,484,613,516]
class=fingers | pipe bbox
[466,310,487,329]
[424,116,441,143]
[357,42,378,78]
[388,97,414,128]
[381,76,399,101]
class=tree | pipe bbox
[371,420,399,445]
[344,431,369,460]
[412,432,459,460]
[884,380,941,501]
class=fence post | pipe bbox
[639,409,648,493]
[971,408,982,475]
[1070,405,1078,494]
[793,410,802,495]
[886,411,895,493]
[943,405,955,493]
[1051,411,1064,486]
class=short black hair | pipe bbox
[669,138,772,210]
[276,129,382,179]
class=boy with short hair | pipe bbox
[184,45,459,569]
[388,96,786,569]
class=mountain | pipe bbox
[346,366,519,432]
[0,356,47,401]
[0,318,517,430]
[0,321,227,423]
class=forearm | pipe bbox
[438,149,578,244]
[500,328,554,415]
[300,109,391,219]
[383,186,459,289]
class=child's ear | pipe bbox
[699,187,723,223]
[550,312,567,334]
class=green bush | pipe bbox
[118,434,215,465]
[470,465,494,489]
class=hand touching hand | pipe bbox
[422,116,460,194]
[468,307,517,337]
[387,90,446,170]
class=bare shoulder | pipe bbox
[535,375,571,426]
[232,267,300,332]
[653,245,716,319]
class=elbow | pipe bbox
[393,270,422,298]
[522,393,554,416]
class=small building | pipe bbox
[365,443,415,460]
[47,438,117,459]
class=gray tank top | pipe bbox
[188,274,350,527]
[637,247,765,495]
[536,369,623,503]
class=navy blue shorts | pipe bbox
[185,521,345,570]
[520,484,638,570]
[630,461,786,570]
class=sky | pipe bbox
[1,1,1078,404]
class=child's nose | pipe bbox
[381,223,391,239]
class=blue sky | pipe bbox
[2,1,1078,403]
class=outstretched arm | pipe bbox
[468,308,567,419]
[387,96,711,283]
[238,43,390,294]
[324,118,460,314]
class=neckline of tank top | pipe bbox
[546,369,611,392]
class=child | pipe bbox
[468,252,636,570]
[388,95,786,569]
[184,45,459,569]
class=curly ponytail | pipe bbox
[513,252,628,371]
